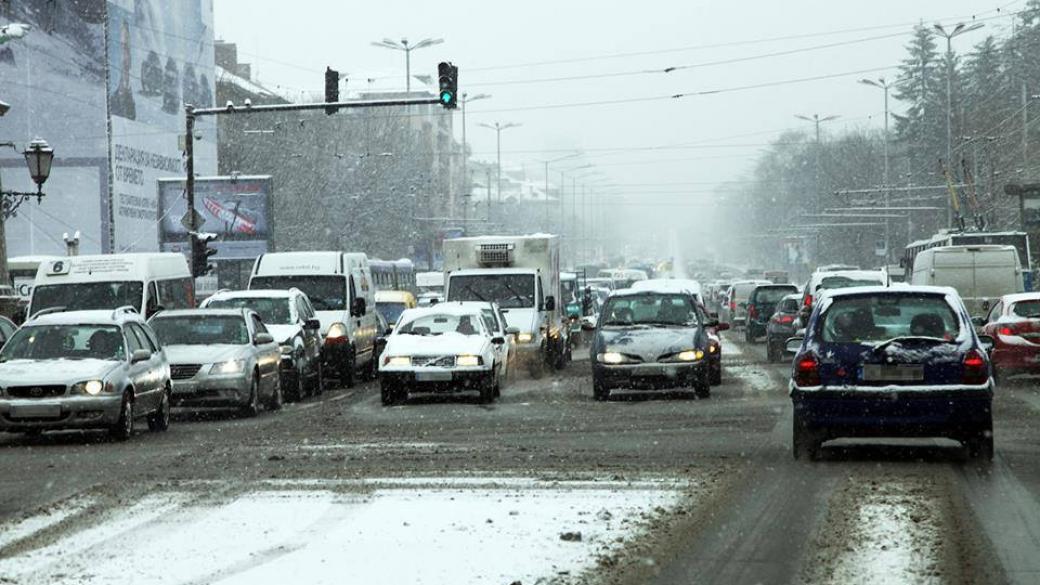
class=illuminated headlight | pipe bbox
[708,344,718,354]
[384,356,411,367]
[456,355,483,367]
[597,351,635,364]
[675,349,705,362]
[210,360,246,375]
[71,380,108,395]
[517,332,534,343]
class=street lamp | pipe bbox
[370,37,444,93]
[934,22,984,226]
[0,136,54,301]
[479,121,521,212]
[859,78,893,261]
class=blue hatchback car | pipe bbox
[786,285,994,460]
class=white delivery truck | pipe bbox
[443,235,569,373]
[249,251,379,387]
[911,245,1023,317]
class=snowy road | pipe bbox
[2,332,1040,584]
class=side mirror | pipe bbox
[506,326,521,335]
[715,323,731,332]
[977,334,995,354]
[384,327,394,336]
[131,349,152,364]
[491,336,506,345]
[544,296,556,311]
[785,337,804,355]
[970,316,986,328]
[146,304,165,319]
[304,318,321,330]
[254,332,274,345]
[351,297,367,317]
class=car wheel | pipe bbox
[710,361,722,385]
[766,341,779,363]
[745,326,753,343]
[341,349,356,388]
[380,379,404,406]
[310,359,325,396]
[694,370,711,398]
[593,380,610,401]
[966,431,994,462]
[266,378,284,411]
[240,375,260,418]
[147,387,171,432]
[493,364,502,398]
[110,392,134,441]
[792,412,821,460]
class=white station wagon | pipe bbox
[378,304,507,405]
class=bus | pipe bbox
[7,255,59,303]
[904,231,1032,289]
[369,259,416,293]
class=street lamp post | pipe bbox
[860,78,893,262]
[934,22,983,227]
[0,137,54,297]
[370,37,444,93]
[479,121,521,219]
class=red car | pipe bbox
[978,293,1040,380]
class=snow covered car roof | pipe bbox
[154,308,251,319]
[398,303,487,320]
[631,279,702,296]
[816,284,958,300]
[996,292,1040,305]
[27,308,147,327]
[449,268,537,276]
[207,288,302,300]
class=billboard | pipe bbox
[0,1,110,256]
[158,176,272,260]
[106,0,217,252]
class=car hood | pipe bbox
[165,345,247,365]
[385,333,489,357]
[266,324,302,345]
[500,308,538,332]
[0,359,121,385]
[597,326,701,361]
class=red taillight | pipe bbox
[730,301,736,311]
[749,305,758,319]
[999,326,1013,336]
[803,295,812,308]
[962,349,988,385]
[779,315,795,325]
[794,354,821,387]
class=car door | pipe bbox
[123,324,157,410]
[130,323,165,410]
[250,315,281,392]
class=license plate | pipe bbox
[415,370,453,382]
[862,364,924,382]
[10,403,62,419]
[634,366,668,376]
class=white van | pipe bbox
[911,245,1023,316]
[28,253,194,319]
[248,251,378,387]
[8,255,59,303]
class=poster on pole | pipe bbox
[158,176,272,260]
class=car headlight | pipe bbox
[708,344,718,354]
[326,322,348,343]
[71,380,109,395]
[384,356,411,367]
[280,344,294,356]
[517,332,534,343]
[597,351,637,364]
[675,349,705,362]
[457,355,483,367]
[210,360,246,375]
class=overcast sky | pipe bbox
[215,0,1014,208]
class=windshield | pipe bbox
[377,302,409,325]
[151,315,249,346]
[0,324,125,362]
[448,274,536,309]
[206,297,292,324]
[779,298,801,313]
[251,276,345,311]
[1011,300,1040,319]
[397,313,484,336]
[30,282,143,315]
[601,294,699,326]
[820,295,960,344]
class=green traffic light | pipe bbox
[440,91,453,104]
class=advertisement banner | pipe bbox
[158,176,272,260]
[0,1,109,256]
[106,0,217,252]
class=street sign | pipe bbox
[180,209,205,231]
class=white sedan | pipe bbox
[378,305,506,405]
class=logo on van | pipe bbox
[49,260,70,275]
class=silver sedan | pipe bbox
[149,309,282,416]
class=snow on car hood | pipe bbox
[0,358,120,386]
[265,324,302,345]
[165,345,248,366]
[500,308,538,333]
[385,333,489,357]
[597,326,700,362]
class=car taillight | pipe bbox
[962,349,988,385]
[803,295,812,308]
[730,301,736,311]
[998,326,1013,336]
[793,354,820,387]
[778,315,794,325]
[749,305,758,319]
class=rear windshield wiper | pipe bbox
[871,336,954,352]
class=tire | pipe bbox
[284,368,305,402]
[110,392,134,441]
[266,378,284,411]
[380,379,404,406]
[240,375,260,418]
[766,341,779,363]
[792,411,821,460]
[340,349,356,388]
[479,373,496,403]
[709,361,722,386]
[310,359,325,396]
[552,339,568,371]
[694,370,711,399]
[493,364,502,398]
[593,380,610,401]
[146,387,171,432]
[745,326,753,343]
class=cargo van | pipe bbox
[28,253,193,319]
[249,251,378,386]
[911,245,1023,317]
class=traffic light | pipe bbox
[438,62,458,109]
[325,66,340,115]
[190,232,218,277]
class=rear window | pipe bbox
[779,298,800,312]
[1011,300,1040,318]
[818,275,884,291]
[820,294,960,344]
[753,286,797,305]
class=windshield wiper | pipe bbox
[871,336,954,353]
[497,280,529,307]
[461,284,488,303]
